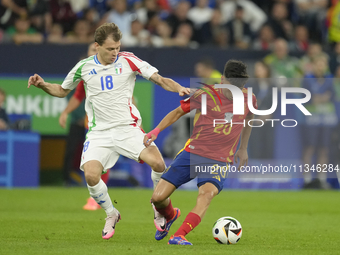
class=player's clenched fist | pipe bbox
[143,128,160,147]
[28,74,44,89]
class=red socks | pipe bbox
[155,199,175,221]
[174,212,201,237]
[155,200,202,237]
[101,169,110,184]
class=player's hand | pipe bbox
[178,86,191,96]
[234,149,248,171]
[59,111,68,128]
[143,134,156,147]
[190,88,198,95]
[28,74,44,89]
[143,128,160,147]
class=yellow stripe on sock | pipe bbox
[186,222,193,230]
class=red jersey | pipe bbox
[180,86,257,163]
[73,81,87,128]
[74,81,86,101]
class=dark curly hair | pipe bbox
[223,60,249,88]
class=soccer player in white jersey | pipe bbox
[28,23,191,240]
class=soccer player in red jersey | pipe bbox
[144,60,257,245]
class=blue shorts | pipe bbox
[161,150,229,193]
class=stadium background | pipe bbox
[1,1,340,254]
[1,45,339,189]
[1,0,340,189]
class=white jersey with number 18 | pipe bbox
[61,52,158,132]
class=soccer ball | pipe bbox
[212,216,242,244]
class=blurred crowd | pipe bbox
[244,39,340,189]
[2,0,340,189]
[1,0,340,50]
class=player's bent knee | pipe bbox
[152,160,166,173]
[151,193,167,205]
[199,191,215,201]
[84,172,101,186]
[83,161,104,186]
[198,188,218,201]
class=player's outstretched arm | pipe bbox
[144,106,187,147]
[234,113,254,170]
[149,73,191,96]
[59,96,82,128]
[28,74,71,98]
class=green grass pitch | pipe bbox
[0,188,339,255]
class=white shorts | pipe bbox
[80,125,155,171]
